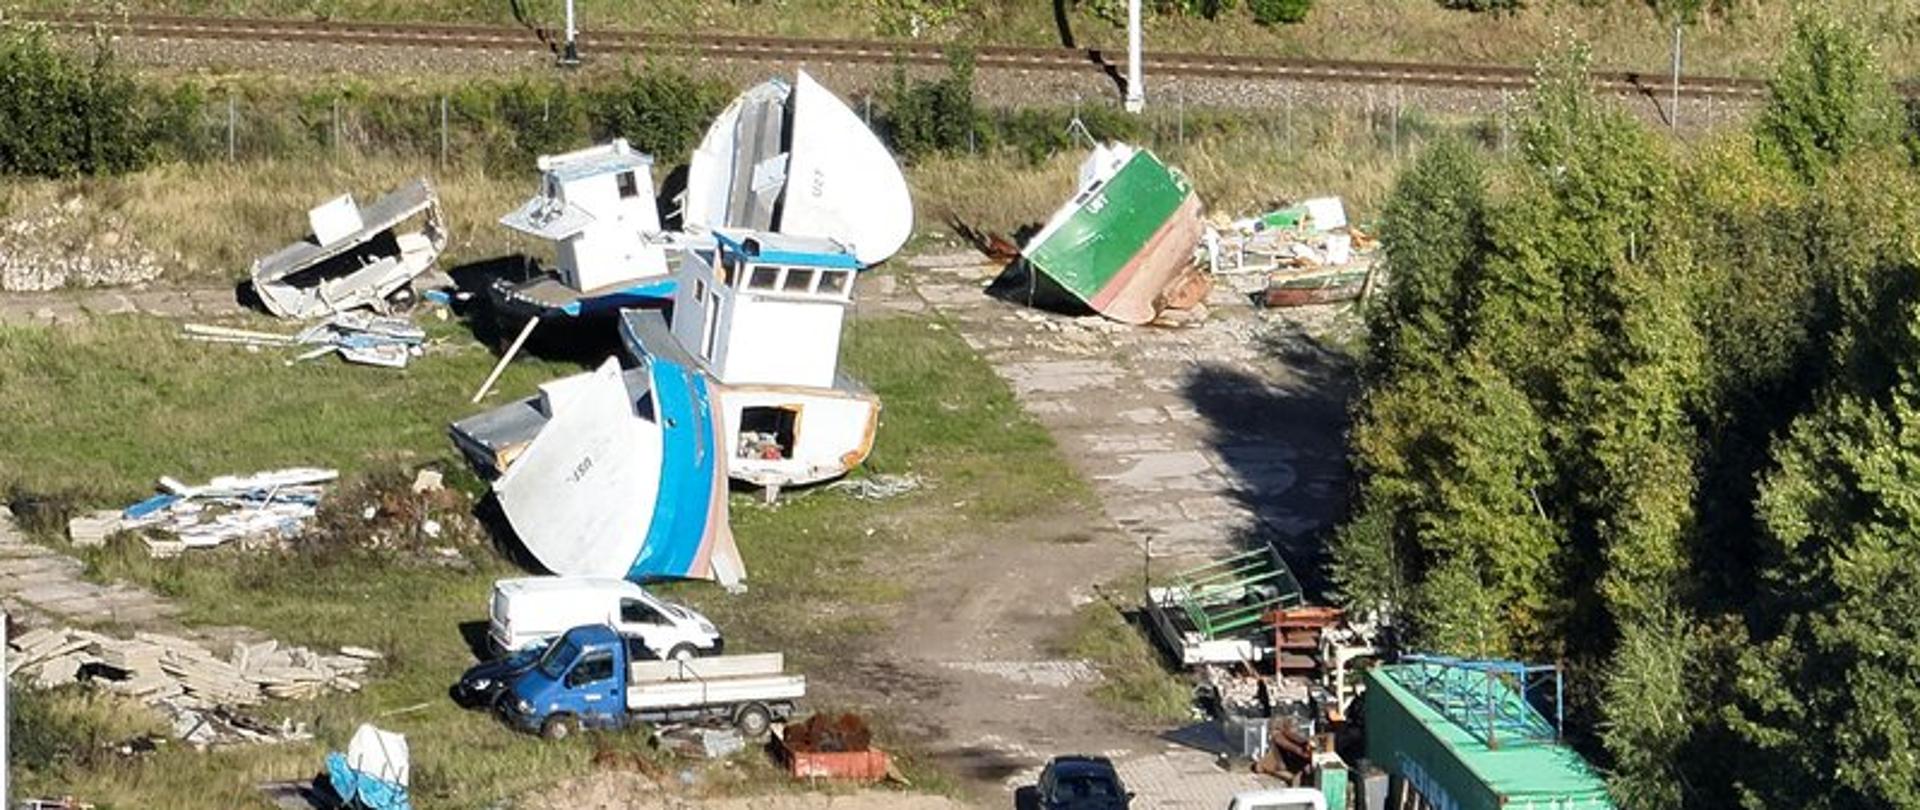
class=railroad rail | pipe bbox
[17,11,1769,101]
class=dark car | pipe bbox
[1036,755,1133,810]
[453,634,666,709]
[452,639,550,708]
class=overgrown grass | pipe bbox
[1058,594,1195,726]
[912,105,1422,238]
[0,313,569,502]
[0,158,529,289]
[1,312,1088,806]
[18,0,1897,78]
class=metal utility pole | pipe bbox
[1670,24,1683,131]
[1124,0,1144,113]
[560,0,581,66]
[3,612,10,810]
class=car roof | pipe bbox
[495,576,645,597]
[561,624,621,645]
[1047,756,1119,776]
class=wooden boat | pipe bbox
[1262,267,1371,308]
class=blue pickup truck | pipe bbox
[498,624,806,741]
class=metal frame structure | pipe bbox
[1396,654,1563,750]
[1165,547,1305,640]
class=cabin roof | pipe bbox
[714,229,861,270]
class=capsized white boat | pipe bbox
[683,70,912,267]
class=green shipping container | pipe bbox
[1364,665,1614,810]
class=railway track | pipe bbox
[18,10,1768,101]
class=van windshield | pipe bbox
[537,638,579,679]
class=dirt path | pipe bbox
[825,253,1355,808]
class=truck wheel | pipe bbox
[735,703,772,739]
[667,644,698,662]
[541,715,577,741]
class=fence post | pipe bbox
[226,95,236,162]
[439,96,449,170]
[1392,92,1401,161]
[1499,91,1511,154]
[1177,83,1185,149]
[1285,90,1294,149]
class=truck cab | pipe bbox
[504,625,631,738]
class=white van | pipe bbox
[1226,789,1327,810]
[487,576,723,660]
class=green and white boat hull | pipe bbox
[1020,144,1205,324]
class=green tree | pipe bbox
[1365,139,1488,383]
[1338,355,1561,656]
[0,27,152,177]
[1755,9,1901,183]
[1737,295,1920,808]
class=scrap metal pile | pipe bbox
[67,468,336,557]
[7,627,380,746]
[181,313,429,369]
[1208,197,1381,308]
[779,712,891,782]
[249,178,446,320]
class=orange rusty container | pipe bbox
[783,745,891,781]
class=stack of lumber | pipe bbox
[7,626,382,745]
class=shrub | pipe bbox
[0,27,153,177]
[585,68,731,165]
[881,50,982,160]
[1250,0,1312,25]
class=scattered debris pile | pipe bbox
[182,312,429,369]
[1210,197,1382,308]
[823,473,922,501]
[779,713,890,781]
[6,627,381,747]
[658,725,746,760]
[0,196,165,292]
[69,468,336,557]
[302,467,483,564]
[250,178,447,320]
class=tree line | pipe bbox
[1340,10,1920,808]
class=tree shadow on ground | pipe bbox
[1176,321,1356,600]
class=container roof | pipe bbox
[1369,664,1614,804]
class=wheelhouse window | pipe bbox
[817,270,853,297]
[616,170,640,199]
[782,268,817,294]
[748,266,781,290]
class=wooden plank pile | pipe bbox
[7,626,382,745]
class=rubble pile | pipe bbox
[69,468,336,557]
[0,197,165,292]
[7,627,381,746]
[302,467,484,563]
